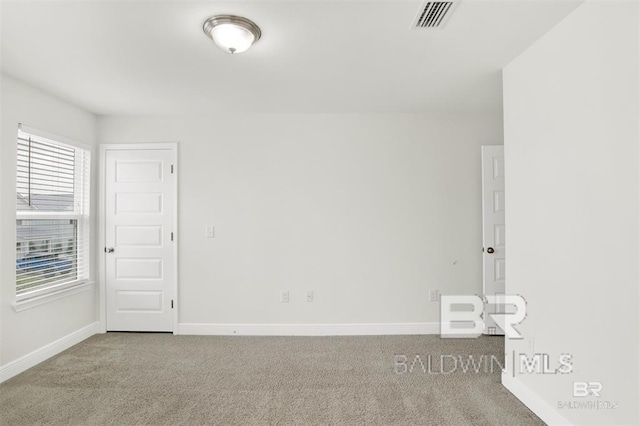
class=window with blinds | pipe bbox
[16,125,91,300]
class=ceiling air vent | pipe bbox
[413,1,458,29]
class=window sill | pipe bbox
[12,281,95,312]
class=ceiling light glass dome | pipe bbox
[203,15,261,54]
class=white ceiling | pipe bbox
[0,0,582,115]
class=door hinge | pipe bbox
[171,232,174,241]
[171,300,174,309]
[171,164,174,174]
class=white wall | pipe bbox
[99,113,503,327]
[0,74,98,366]
[503,1,639,425]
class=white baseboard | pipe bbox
[177,322,440,336]
[0,322,98,383]
[502,372,572,426]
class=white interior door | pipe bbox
[105,147,175,332]
[481,145,505,335]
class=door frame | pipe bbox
[98,143,179,334]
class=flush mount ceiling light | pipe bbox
[203,15,261,54]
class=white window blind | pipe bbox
[16,125,91,300]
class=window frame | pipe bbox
[15,124,92,305]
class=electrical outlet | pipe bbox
[306,291,313,302]
[429,289,439,302]
[280,290,289,303]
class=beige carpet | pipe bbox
[0,333,543,425]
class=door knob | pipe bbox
[486,247,495,254]
[105,247,115,253]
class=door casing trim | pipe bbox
[98,143,179,334]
